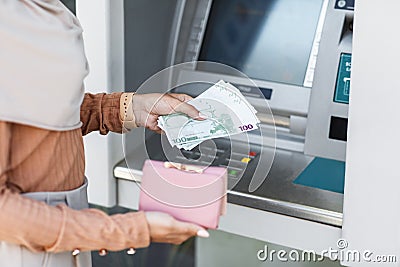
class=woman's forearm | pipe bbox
[0,187,150,252]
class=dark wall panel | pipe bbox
[60,0,76,14]
[124,0,178,91]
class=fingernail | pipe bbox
[198,113,208,119]
[197,229,210,238]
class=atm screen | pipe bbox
[198,0,324,86]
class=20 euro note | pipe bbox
[158,80,260,150]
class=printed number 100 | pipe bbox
[239,124,253,131]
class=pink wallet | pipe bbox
[139,160,227,229]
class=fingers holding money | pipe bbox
[162,94,207,120]
[158,80,260,150]
[132,93,204,133]
[169,93,206,119]
[164,95,199,118]
[169,100,206,121]
[168,93,193,103]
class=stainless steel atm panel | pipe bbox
[304,0,354,161]
[118,0,354,227]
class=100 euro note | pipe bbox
[158,80,260,150]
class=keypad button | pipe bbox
[241,157,251,163]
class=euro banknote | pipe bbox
[158,80,260,150]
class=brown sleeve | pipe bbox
[80,92,124,136]
[0,189,150,252]
[0,122,150,252]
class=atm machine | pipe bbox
[112,0,355,264]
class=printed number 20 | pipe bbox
[239,124,253,131]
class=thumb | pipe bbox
[172,99,205,120]
[175,220,209,238]
[169,93,193,102]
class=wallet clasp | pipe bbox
[163,162,204,174]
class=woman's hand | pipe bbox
[131,93,205,133]
[145,211,209,245]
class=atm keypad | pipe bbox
[180,148,257,181]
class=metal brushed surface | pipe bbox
[116,130,343,227]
